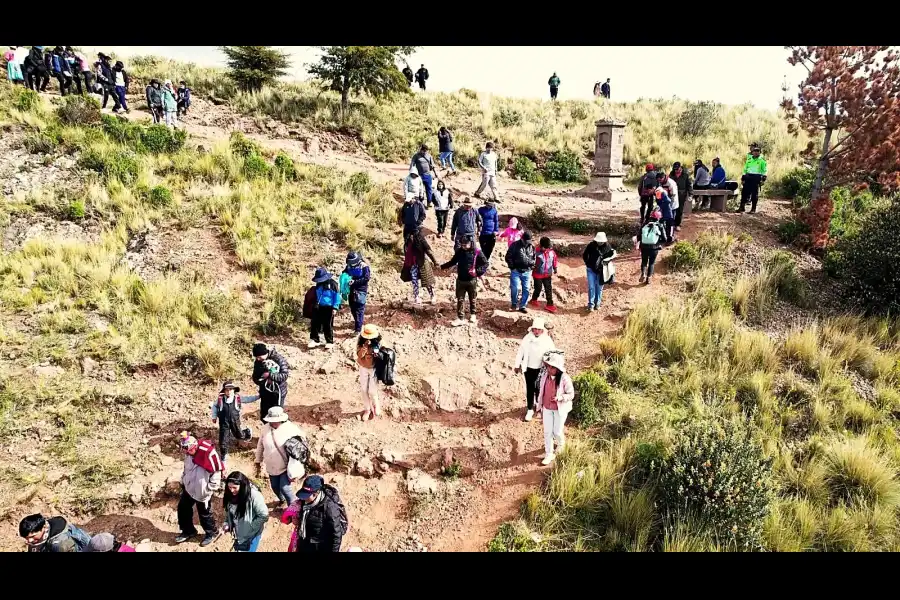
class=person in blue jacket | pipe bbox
[342,251,371,335]
[477,199,500,262]
[655,187,675,244]
[50,47,73,96]
[710,157,727,188]
[177,81,192,115]
[309,267,342,350]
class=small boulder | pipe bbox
[33,364,65,378]
[81,356,99,376]
[406,469,438,495]
[355,457,376,478]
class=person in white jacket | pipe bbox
[514,318,556,422]
[254,406,306,507]
[535,351,574,465]
[404,168,424,203]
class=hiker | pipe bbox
[86,532,136,552]
[19,513,91,552]
[177,81,192,115]
[255,406,306,507]
[63,47,83,95]
[451,195,483,250]
[514,317,556,422]
[656,170,680,229]
[433,180,453,237]
[402,229,438,305]
[739,145,767,213]
[402,64,414,87]
[24,46,49,92]
[176,432,223,547]
[593,81,602,97]
[473,142,500,202]
[211,380,257,468]
[536,351,574,465]
[637,163,658,224]
[343,251,371,335]
[357,323,383,420]
[415,64,429,90]
[655,186,676,244]
[437,126,457,174]
[477,198,500,262]
[223,471,269,552]
[506,231,536,313]
[71,49,93,95]
[669,162,693,230]
[96,54,119,111]
[251,342,290,421]
[309,267,342,349]
[4,47,23,84]
[410,144,437,207]
[530,237,558,313]
[639,210,665,285]
[693,159,711,189]
[710,157,727,189]
[403,167,425,203]
[499,216,524,249]
[548,72,560,100]
[290,475,347,553]
[146,79,164,124]
[161,79,178,128]
[112,61,130,113]
[441,236,488,326]
[601,78,611,99]
[583,232,617,310]
[50,47,72,97]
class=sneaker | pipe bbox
[541,454,555,466]
[518,307,528,314]
[325,343,334,350]
[308,341,321,349]
[469,314,477,324]
[200,532,219,547]
[736,208,745,213]
[646,277,652,286]
[593,305,600,311]
[510,304,517,311]
[639,275,646,283]
[749,209,757,214]
[524,409,534,422]
[451,318,466,327]
[175,532,198,544]
[430,296,437,305]
[528,300,541,308]
[546,305,557,314]
[587,305,594,311]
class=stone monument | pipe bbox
[581,119,627,201]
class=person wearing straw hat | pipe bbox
[535,350,574,465]
[582,232,616,311]
[255,406,306,508]
[451,194,482,251]
[514,317,556,422]
[309,267,342,350]
[357,323,383,421]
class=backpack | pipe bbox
[283,435,310,464]
[192,440,225,474]
[641,223,662,245]
[535,248,555,277]
[375,346,397,386]
[323,484,349,536]
[48,523,91,552]
[216,393,242,413]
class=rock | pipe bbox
[380,449,397,464]
[129,481,145,505]
[316,354,341,375]
[33,364,64,378]
[441,449,454,470]
[307,451,328,473]
[355,457,376,478]
[421,375,481,412]
[406,469,438,495]
[150,445,161,454]
[81,356,99,376]
[242,290,253,305]
[278,345,305,370]
[489,310,550,334]
[337,445,358,467]
[159,455,175,467]
[304,136,320,156]
[321,442,338,462]
[135,541,154,552]
[163,479,182,497]
[264,119,278,130]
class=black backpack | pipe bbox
[323,484,349,536]
[375,347,397,386]
[283,436,310,464]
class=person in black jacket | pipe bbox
[437,126,457,175]
[398,194,426,237]
[506,231,536,313]
[669,162,693,230]
[637,164,658,224]
[441,236,487,327]
[415,64,429,90]
[582,232,616,310]
[95,53,120,111]
[293,475,346,553]
[146,79,164,123]
[402,65,414,87]
[251,342,290,423]
[24,46,49,91]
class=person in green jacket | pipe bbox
[738,145,767,213]
[548,72,560,100]
[223,471,269,552]
[161,79,179,129]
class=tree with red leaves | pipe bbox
[781,46,900,249]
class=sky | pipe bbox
[84,46,801,110]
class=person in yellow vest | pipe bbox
[738,144,767,213]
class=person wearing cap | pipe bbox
[529,236,558,313]
[441,236,487,326]
[477,196,500,262]
[433,179,453,237]
[309,266,342,349]
[222,471,269,552]
[161,79,178,128]
[146,79,164,124]
[506,230,536,313]
[86,532,136,552]
[669,162,693,230]
[548,72,560,100]
[473,142,500,202]
[451,194,483,251]
[211,380,259,468]
[177,433,224,546]
[639,211,665,285]
[583,232,616,310]
[410,144,437,207]
[343,251,371,335]
[739,145,768,213]
[399,170,426,237]
[535,351,574,465]
[514,317,556,422]
[255,406,306,507]
[404,228,438,305]
[637,164,658,224]
[357,323,383,420]
[292,475,347,553]
[251,342,290,421]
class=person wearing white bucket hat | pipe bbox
[255,406,306,508]
[514,317,556,421]
[582,231,617,311]
[535,350,574,465]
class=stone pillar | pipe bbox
[581,119,627,201]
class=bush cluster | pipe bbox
[571,371,612,427]
[676,101,719,138]
[513,156,542,183]
[669,241,700,271]
[274,152,297,180]
[78,147,141,183]
[543,150,584,183]
[494,106,523,128]
[526,206,553,232]
[57,94,102,126]
[147,185,174,208]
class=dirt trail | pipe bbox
[3,95,788,552]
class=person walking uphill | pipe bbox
[451,196,483,250]
[402,229,438,305]
[415,64,429,90]
[252,342,290,421]
[176,433,224,547]
[506,231,536,313]
[601,78,611,99]
[343,251,371,335]
[583,232,617,310]
[477,198,500,262]
[639,210,665,285]
[290,475,348,553]
[19,513,91,552]
[437,126,457,175]
[739,145,767,213]
[357,324,383,421]
[536,351,574,465]
[669,162,692,229]
[473,142,501,202]
[433,180,453,237]
[441,236,488,327]
[638,164,658,224]
[410,144,437,207]
[529,237,558,313]
[309,267,342,349]
[223,471,269,552]
[112,61,130,113]
[255,406,307,508]
[211,380,257,469]
[548,72,560,100]
[515,317,556,422]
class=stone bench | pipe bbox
[693,189,738,213]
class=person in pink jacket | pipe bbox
[498,217,523,249]
[535,350,574,465]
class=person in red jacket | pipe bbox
[528,236,558,313]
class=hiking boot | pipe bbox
[200,532,219,547]
[308,341,321,349]
[528,300,541,308]
[518,307,528,314]
[451,318,466,327]
[324,343,334,350]
[524,409,534,422]
[587,304,594,311]
[469,314,477,324]
[541,454,555,466]
[646,277,652,286]
[175,532,198,544]
[639,274,646,283]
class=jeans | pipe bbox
[531,276,554,305]
[524,367,541,410]
[349,299,366,333]
[479,234,497,262]
[310,305,335,343]
[640,244,659,277]
[421,173,434,206]
[510,270,531,309]
[114,85,128,110]
[435,210,449,235]
[455,279,478,319]
[178,488,216,535]
[269,471,297,506]
[542,405,570,457]
[550,86,558,99]
[475,173,500,201]
[586,268,604,308]
[438,151,456,171]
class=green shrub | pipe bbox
[274,152,297,180]
[13,87,41,112]
[488,522,542,552]
[764,250,808,306]
[67,199,86,220]
[571,371,612,427]
[147,185,174,208]
[56,94,102,126]
[513,156,542,183]
[101,114,144,147]
[242,153,270,179]
[78,148,141,184]
[660,418,774,550]
[772,165,814,202]
[669,241,700,271]
[822,248,845,279]
[775,219,810,244]
[440,459,463,479]
[229,131,262,158]
[140,124,187,154]
[676,101,719,138]
[567,219,590,235]
[569,101,591,121]
[346,171,373,195]
[23,131,59,154]
[829,187,876,241]
[526,206,553,232]
[494,106,523,128]
[543,150,585,183]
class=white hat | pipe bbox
[543,351,566,372]
[530,318,546,331]
[594,232,607,243]
[164,79,172,86]
[263,406,289,423]
[408,167,419,176]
